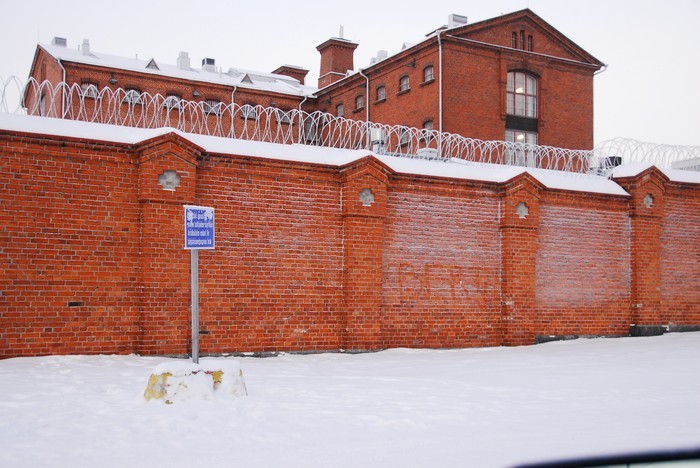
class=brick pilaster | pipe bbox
[500,173,543,345]
[339,157,390,350]
[614,167,669,335]
[136,133,202,354]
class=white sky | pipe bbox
[0,0,698,147]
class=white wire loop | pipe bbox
[2,76,698,175]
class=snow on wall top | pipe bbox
[610,161,700,184]
[40,42,318,97]
[4,113,695,196]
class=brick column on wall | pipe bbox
[613,167,669,336]
[500,173,543,346]
[136,133,203,355]
[339,157,390,350]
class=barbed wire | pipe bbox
[1,76,698,175]
[593,138,700,171]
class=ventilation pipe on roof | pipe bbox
[202,57,216,72]
[358,68,370,148]
[52,37,67,47]
[448,14,468,29]
[369,50,388,66]
[177,51,190,70]
[81,39,90,55]
[437,31,444,155]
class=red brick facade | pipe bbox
[314,9,603,150]
[26,9,602,151]
[1,126,698,358]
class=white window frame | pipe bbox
[123,88,142,105]
[399,75,410,92]
[355,95,364,110]
[80,82,98,99]
[336,103,344,118]
[423,66,434,82]
[164,94,182,110]
[241,104,257,118]
[399,129,410,146]
[204,99,223,115]
[276,108,291,124]
[505,129,538,167]
[506,71,537,118]
[376,85,386,101]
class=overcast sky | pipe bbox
[0,0,698,147]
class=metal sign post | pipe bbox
[184,205,215,364]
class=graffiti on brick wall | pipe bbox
[393,262,496,307]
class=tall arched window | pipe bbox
[506,71,537,118]
[505,71,539,166]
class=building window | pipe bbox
[80,81,98,98]
[527,35,533,52]
[164,94,181,109]
[520,30,525,50]
[276,108,291,124]
[506,129,538,167]
[336,103,344,118]
[241,103,257,118]
[376,85,386,102]
[421,120,434,141]
[399,75,410,93]
[304,116,318,143]
[423,65,434,83]
[511,32,517,49]
[204,99,222,115]
[399,129,410,146]
[355,95,364,110]
[506,71,537,118]
[123,88,142,104]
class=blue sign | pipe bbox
[184,205,215,250]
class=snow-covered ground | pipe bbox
[1,333,699,468]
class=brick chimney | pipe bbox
[316,38,358,89]
[271,65,310,85]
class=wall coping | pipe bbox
[4,112,697,197]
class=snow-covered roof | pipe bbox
[6,113,698,195]
[39,42,318,97]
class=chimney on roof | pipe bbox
[81,39,90,56]
[202,57,216,72]
[316,37,358,89]
[52,37,67,47]
[177,51,190,70]
[272,65,309,85]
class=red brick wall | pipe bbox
[661,184,700,325]
[536,194,631,336]
[194,155,345,352]
[25,48,66,116]
[442,43,504,142]
[457,19,583,62]
[314,35,597,151]
[382,178,502,348]
[2,128,698,358]
[0,133,141,357]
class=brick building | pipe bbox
[26,9,603,151]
